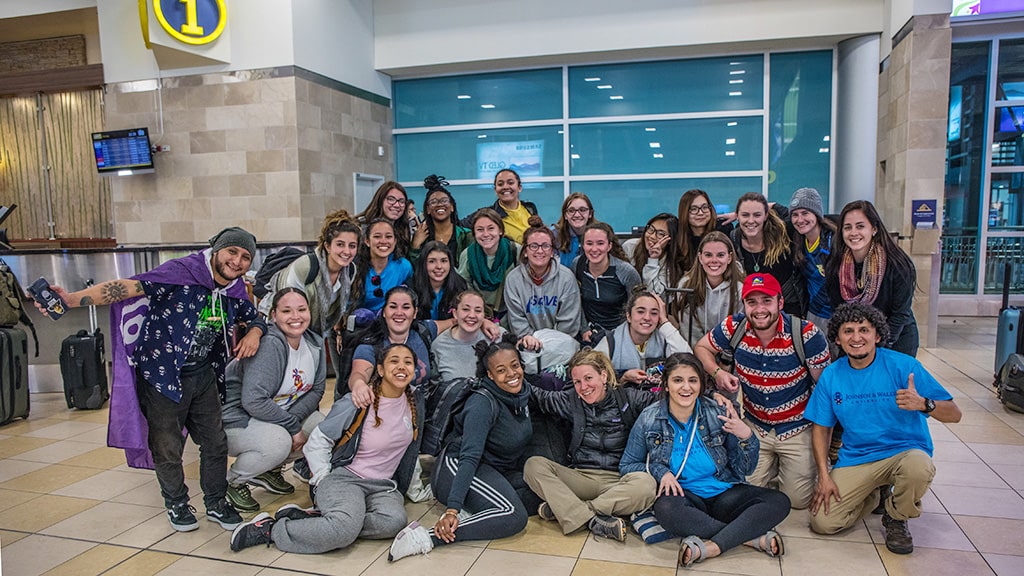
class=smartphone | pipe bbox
[27,277,68,320]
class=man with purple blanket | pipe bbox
[44,227,267,533]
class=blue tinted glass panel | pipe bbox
[570,177,761,233]
[393,69,563,128]
[767,51,833,206]
[395,126,564,182]
[443,183,565,228]
[997,38,1024,101]
[570,56,764,118]
[569,117,762,175]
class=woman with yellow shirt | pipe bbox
[486,169,537,244]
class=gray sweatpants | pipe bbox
[226,412,324,484]
[271,467,408,554]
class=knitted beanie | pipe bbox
[789,187,824,220]
[209,226,257,256]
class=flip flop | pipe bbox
[748,529,785,558]
[678,535,707,568]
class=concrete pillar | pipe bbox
[835,34,881,209]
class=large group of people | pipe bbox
[35,169,963,569]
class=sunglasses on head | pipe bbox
[371,274,383,298]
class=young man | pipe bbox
[806,302,961,554]
[45,227,267,533]
[694,273,830,509]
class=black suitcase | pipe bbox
[59,297,109,410]
[998,353,1024,413]
[0,326,30,425]
[995,263,1023,378]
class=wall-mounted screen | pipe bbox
[91,128,154,175]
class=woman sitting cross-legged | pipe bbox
[619,352,791,568]
[524,348,658,541]
[229,343,424,554]
[221,288,326,512]
[387,334,541,562]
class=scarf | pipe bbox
[839,240,887,305]
[468,237,515,292]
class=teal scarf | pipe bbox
[468,238,515,292]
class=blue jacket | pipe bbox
[619,396,759,485]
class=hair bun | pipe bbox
[424,174,449,191]
[527,215,545,228]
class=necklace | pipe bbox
[749,250,765,273]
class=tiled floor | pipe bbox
[1,316,1023,575]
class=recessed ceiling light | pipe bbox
[727,121,738,126]
[729,79,744,84]
[653,153,664,159]
[730,70,746,75]
[725,138,736,145]
[478,134,487,138]
[597,85,613,89]
[457,95,472,99]
[729,91,742,96]
[609,95,624,100]
[557,130,564,134]
[645,128,657,132]
[823,135,831,142]
[819,147,830,153]
[649,142,661,148]
[571,153,581,159]
[480,104,495,109]
[725,151,736,156]
[585,77,601,82]
[729,61,742,65]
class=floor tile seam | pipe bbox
[97,548,183,576]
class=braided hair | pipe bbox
[369,342,419,439]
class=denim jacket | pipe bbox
[619,396,759,485]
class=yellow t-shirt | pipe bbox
[503,202,532,244]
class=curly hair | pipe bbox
[421,174,461,235]
[473,333,521,380]
[317,209,362,255]
[568,348,619,388]
[369,343,419,439]
[827,302,890,347]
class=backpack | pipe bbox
[420,377,498,456]
[603,329,668,390]
[725,314,808,372]
[253,248,319,300]
[333,320,436,401]
[0,259,38,357]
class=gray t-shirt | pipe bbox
[432,327,505,382]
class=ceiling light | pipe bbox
[457,95,472,99]
[609,95,624,100]
[478,134,487,138]
[645,128,657,132]
[819,147,830,153]
[823,135,830,142]
[653,153,664,159]
[480,104,495,109]
[571,153,581,159]
[585,77,601,82]
[725,151,736,156]
[725,138,736,145]
[649,142,661,148]
[727,121,738,126]
[597,85,613,89]
[729,79,744,84]
[729,91,742,96]
[730,70,746,75]
[729,61,741,65]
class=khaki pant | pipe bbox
[745,423,816,509]
[523,456,656,534]
[810,449,935,535]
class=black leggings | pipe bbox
[653,483,790,552]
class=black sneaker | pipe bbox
[274,503,321,521]
[251,468,295,495]
[230,512,275,552]
[588,515,627,542]
[881,512,914,554]
[537,502,556,522]
[167,502,199,532]
[226,483,261,513]
[291,458,312,483]
[206,498,243,530]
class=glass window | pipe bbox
[569,117,762,176]
[395,126,564,182]
[569,177,761,233]
[767,51,833,206]
[445,183,565,229]
[988,173,1024,230]
[984,236,1024,293]
[569,56,764,118]
[997,38,1024,101]
[393,69,563,129]
[940,234,979,294]
[993,105,1024,166]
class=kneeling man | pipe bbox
[805,303,961,554]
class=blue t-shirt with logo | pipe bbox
[805,347,952,468]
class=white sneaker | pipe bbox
[388,521,433,562]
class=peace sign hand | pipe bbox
[717,401,752,440]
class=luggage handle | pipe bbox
[84,279,98,334]
[1003,263,1012,313]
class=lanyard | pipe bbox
[672,402,700,480]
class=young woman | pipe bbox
[431,290,507,383]
[349,219,413,314]
[504,220,584,350]
[387,336,540,561]
[825,200,918,357]
[524,349,658,540]
[222,288,327,512]
[483,168,538,244]
[594,289,691,386]
[410,175,471,263]
[623,213,682,299]
[574,221,641,337]
[457,208,520,319]
[259,210,360,374]
[229,344,424,554]
[411,241,468,321]
[676,189,722,274]
[553,193,595,267]
[675,232,745,346]
[789,187,836,332]
[620,353,790,568]
[731,192,803,316]
[355,181,413,259]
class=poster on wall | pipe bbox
[952,0,1024,16]
[477,141,544,181]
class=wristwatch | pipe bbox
[921,398,936,414]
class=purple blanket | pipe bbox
[106,250,248,469]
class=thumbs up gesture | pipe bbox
[895,373,925,412]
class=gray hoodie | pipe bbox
[503,261,584,338]
[677,277,742,347]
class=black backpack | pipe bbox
[420,377,498,456]
[0,258,38,356]
[253,248,319,300]
[333,320,436,401]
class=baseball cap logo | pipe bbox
[752,276,765,286]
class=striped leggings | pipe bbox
[429,453,538,544]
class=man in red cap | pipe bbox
[694,273,830,509]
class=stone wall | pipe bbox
[104,67,392,244]
[0,35,86,73]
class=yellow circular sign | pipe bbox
[153,0,227,46]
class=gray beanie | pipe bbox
[209,226,257,256]
[789,187,823,220]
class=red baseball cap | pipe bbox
[742,273,782,299]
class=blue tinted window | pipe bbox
[767,51,833,206]
[395,126,564,182]
[570,117,762,175]
[444,183,565,228]
[570,177,761,233]
[393,69,563,129]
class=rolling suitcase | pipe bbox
[59,291,109,410]
[0,326,29,425]
[995,263,1023,378]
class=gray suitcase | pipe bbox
[0,326,29,425]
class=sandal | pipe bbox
[747,529,785,558]
[678,535,707,568]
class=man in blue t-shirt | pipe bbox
[805,303,961,555]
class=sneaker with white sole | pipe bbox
[588,515,627,542]
[274,503,321,521]
[167,502,199,532]
[230,512,275,552]
[226,483,260,512]
[206,498,243,530]
[291,458,312,483]
[251,468,295,495]
[388,521,433,562]
[537,501,556,522]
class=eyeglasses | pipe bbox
[525,243,553,252]
[644,225,670,239]
[383,196,405,207]
[371,274,383,298]
[426,198,451,207]
[689,204,711,215]
[565,207,591,216]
